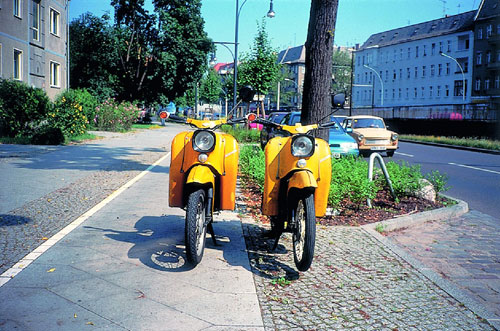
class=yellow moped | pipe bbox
[251,97,344,271]
[168,88,255,265]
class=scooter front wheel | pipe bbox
[292,192,316,271]
[185,189,208,265]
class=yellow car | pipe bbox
[342,115,398,157]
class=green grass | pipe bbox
[401,135,500,151]
[65,133,99,144]
[0,136,32,144]
[220,125,260,143]
[131,123,162,129]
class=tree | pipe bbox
[332,49,352,95]
[69,13,118,101]
[301,0,339,141]
[238,19,281,116]
[200,68,222,108]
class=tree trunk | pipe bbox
[301,0,339,141]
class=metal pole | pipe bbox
[233,0,241,116]
[349,53,354,116]
[364,64,383,106]
[440,51,465,102]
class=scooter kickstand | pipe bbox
[270,233,281,252]
[208,222,218,246]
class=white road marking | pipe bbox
[0,152,171,288]
[448,162,500,175]
[395,152,414,157]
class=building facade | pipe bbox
[352,11,486,120]
[0,0,69,99]
[471,0,500,116]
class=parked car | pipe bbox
[328,117,359,158]
[259,112,288,149]
[342,115,398,156]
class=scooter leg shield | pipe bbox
[186,165,216,187]
[287,171,317,193]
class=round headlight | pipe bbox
[193,130,215,152]
[391,133,398,141]
[357,134,365,142]
[291,135,315,157]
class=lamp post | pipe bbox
[363,64,384,107]
[233,0,275,116]
[283,78,301,109]
[440,51,466,102]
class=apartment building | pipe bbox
[353,11,477,120]
[0,0,69,99]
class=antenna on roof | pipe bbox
[457,3,461,14]
[438,0,447,17]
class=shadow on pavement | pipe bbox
[85,216,252,272]
[0,214,32,226]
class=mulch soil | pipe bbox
[238,177,445,227]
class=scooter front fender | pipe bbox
[287,170,317,193]
[186,165,215,187]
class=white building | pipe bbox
[353,11,475,119]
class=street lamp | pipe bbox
[363,64,384,107]
[440,51,466,102]
[233,0,274,116]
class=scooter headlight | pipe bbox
[192,130,216,152]
[291,135,315,157]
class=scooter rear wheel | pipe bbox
[292,192,316,271]
[185,189,207,265]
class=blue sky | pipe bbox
[69,0,480,63]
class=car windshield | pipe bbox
[352,118,385,129]
[269,113,286,123]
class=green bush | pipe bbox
[329,157,378,209]
[94,99,140,131]
[425,170,450,193]
[0,79,51,137]
[221,125,260,143]
[384,161,423,198]
[30,123,65,145]
[239,145,265,190]
[48,94,89,137]
[55,89,97,129]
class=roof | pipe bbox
[475,0,500,21]
[277,45,305,64]
[359,10,475,50]
[347,115,385,120]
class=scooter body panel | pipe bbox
[263,136,331,217]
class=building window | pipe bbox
[398,88,401,99]
[385,70,388,82]
[13,49,22,80]
[13,0,22,17]
[392,89,395,99]
[407,47,411,59]
[431,43,436,55]
[446,63,450,75]
[31,1,40,41]
[438,63,442,76]
[400,48,403,60]
[486,51,491,64]
[431,64,435,76]
[486,24,492,38]
[477,52,482,65]
[422,66,426,77]
[429,86,433,97]
[478,28,483,39]
[475,79,481,91]
[50,8,60,36]
[437,85,441,97]
[454,80,466,96]
[406,88,409,99]
[445,85,450,97]
[439,41,443,52]
[447,40,451,52]
[458,36,470,50]
[414,87,417,98]
[415,46,419,58]
[414,66,418,78]
[423,45,427,56]
[485,79,490,90]
[399,68,402,79]
[495,76,499,89]
[421,86,425,98]
[406,67,410,79]
[393,69,396,80]
[50,61,60,87]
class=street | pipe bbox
[393,141,500,217]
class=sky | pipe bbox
[69,0,480,63]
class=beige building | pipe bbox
[0,0,69,100]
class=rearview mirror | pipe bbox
[331,93,346,109]
[239,86,255,103]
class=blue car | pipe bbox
[328,117,359,158]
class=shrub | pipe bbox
[94,99,141,131]
[385,161,423,198]
[55,89,98,128]
[221,125,260,143]
[425,170,450,193]
[30,123,65,145]
[48,95,89,137]
[239,145,265,190]
[0,79,51,137]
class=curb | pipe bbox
[361,195,468,233]
[362,198,499,330]
[400,139,500,155]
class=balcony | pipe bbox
[487,62,500,70]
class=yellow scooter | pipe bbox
[168,88,255,265]
[251,100,343,271]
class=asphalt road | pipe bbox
[391,142,500,217]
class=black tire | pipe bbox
[292,191,316,271]
[387,150,395,157]
[185,189,208,265]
